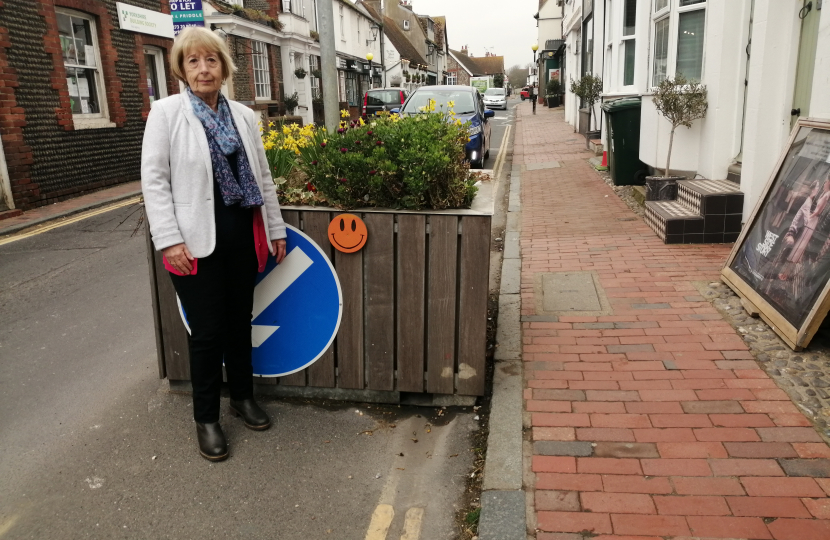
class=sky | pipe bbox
[399,0,540,71]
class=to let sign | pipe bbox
[116,2,174,38]
[169,0,205,34]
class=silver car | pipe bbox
[483,87,507,110]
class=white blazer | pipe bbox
[141,92,286,258]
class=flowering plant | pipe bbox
[261,103,478,210]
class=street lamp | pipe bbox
[366,52,374,89]
[531,44,539,113]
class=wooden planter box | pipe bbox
[145,179,495,401]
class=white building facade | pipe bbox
[572,0,830,219]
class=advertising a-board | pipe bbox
[471,76,489,92]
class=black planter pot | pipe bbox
[645,175,684,201]
[546,96,560,108]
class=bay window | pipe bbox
[651,0,706,86]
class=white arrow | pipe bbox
[251,246,313,347]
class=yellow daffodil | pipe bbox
[340,109,350,118]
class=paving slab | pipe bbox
[477,490,526,540]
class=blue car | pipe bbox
[396,85,494,169]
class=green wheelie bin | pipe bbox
[601,97,649,186]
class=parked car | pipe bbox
[520,87,530,100]
[362,88,408,118]
[483,87,507,110]
[396,85,494,169]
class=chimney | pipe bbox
[460,45,468,56]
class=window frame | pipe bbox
[446,72,457,85]
[649,0,707,88]
[620,0,637,88]
[56,8,111,127]
[251,40,271,101]
[309,55,321,100]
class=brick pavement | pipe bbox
[515,104,830,540]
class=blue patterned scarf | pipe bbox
[187,88,263,208]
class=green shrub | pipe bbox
[262,106,479,210]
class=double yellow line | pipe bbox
[0,196,142,247]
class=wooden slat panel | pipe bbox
[303,211,337,387]
[336,214,365,389]
[277,210,306,386]
[281,210,300,228]
[456,217,490,396]
[144,219,166,379]
[396,215,426,392]
[426,216,458,394]
[154,248,191,380]
[363,213,395,390]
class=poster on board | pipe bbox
[722,118,830,350]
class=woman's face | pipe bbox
[184,47,223,96]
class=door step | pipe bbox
[727,162,742,184]
[644,179,744,244]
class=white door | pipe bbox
[294,52,308,109]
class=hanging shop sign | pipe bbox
[169,0,205,35]
[116,3,174,38]
[722,118,830,350]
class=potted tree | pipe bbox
[570,74,603,145]
[645,74,708,201]
[545,78,561,108]
[294,67,307,79]
[283,91,299,115]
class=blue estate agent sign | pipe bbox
[177,225,343,377]
[169,0,204,34]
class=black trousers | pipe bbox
[169,197,258,423]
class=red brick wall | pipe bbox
[0,0,172,209]
[447,54,470,86]
[0,0,36,206]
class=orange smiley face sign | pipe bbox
[328,214,368,253]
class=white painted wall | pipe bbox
[333,3,382,63]
[808,4,830,120]
[739,0,802,219]
[692,0,750,182]
[538,0,564,43]
[561,0,582,129]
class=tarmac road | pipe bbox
[482,97,515,171]
[0,205,478,540]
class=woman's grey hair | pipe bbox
[170,27,236,84]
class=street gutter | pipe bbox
[477,106,527,540]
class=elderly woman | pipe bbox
[141,27,286,462]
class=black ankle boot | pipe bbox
[196,422,228,461]
[229,399,271,431]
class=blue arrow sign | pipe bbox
[177,224,343,377]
